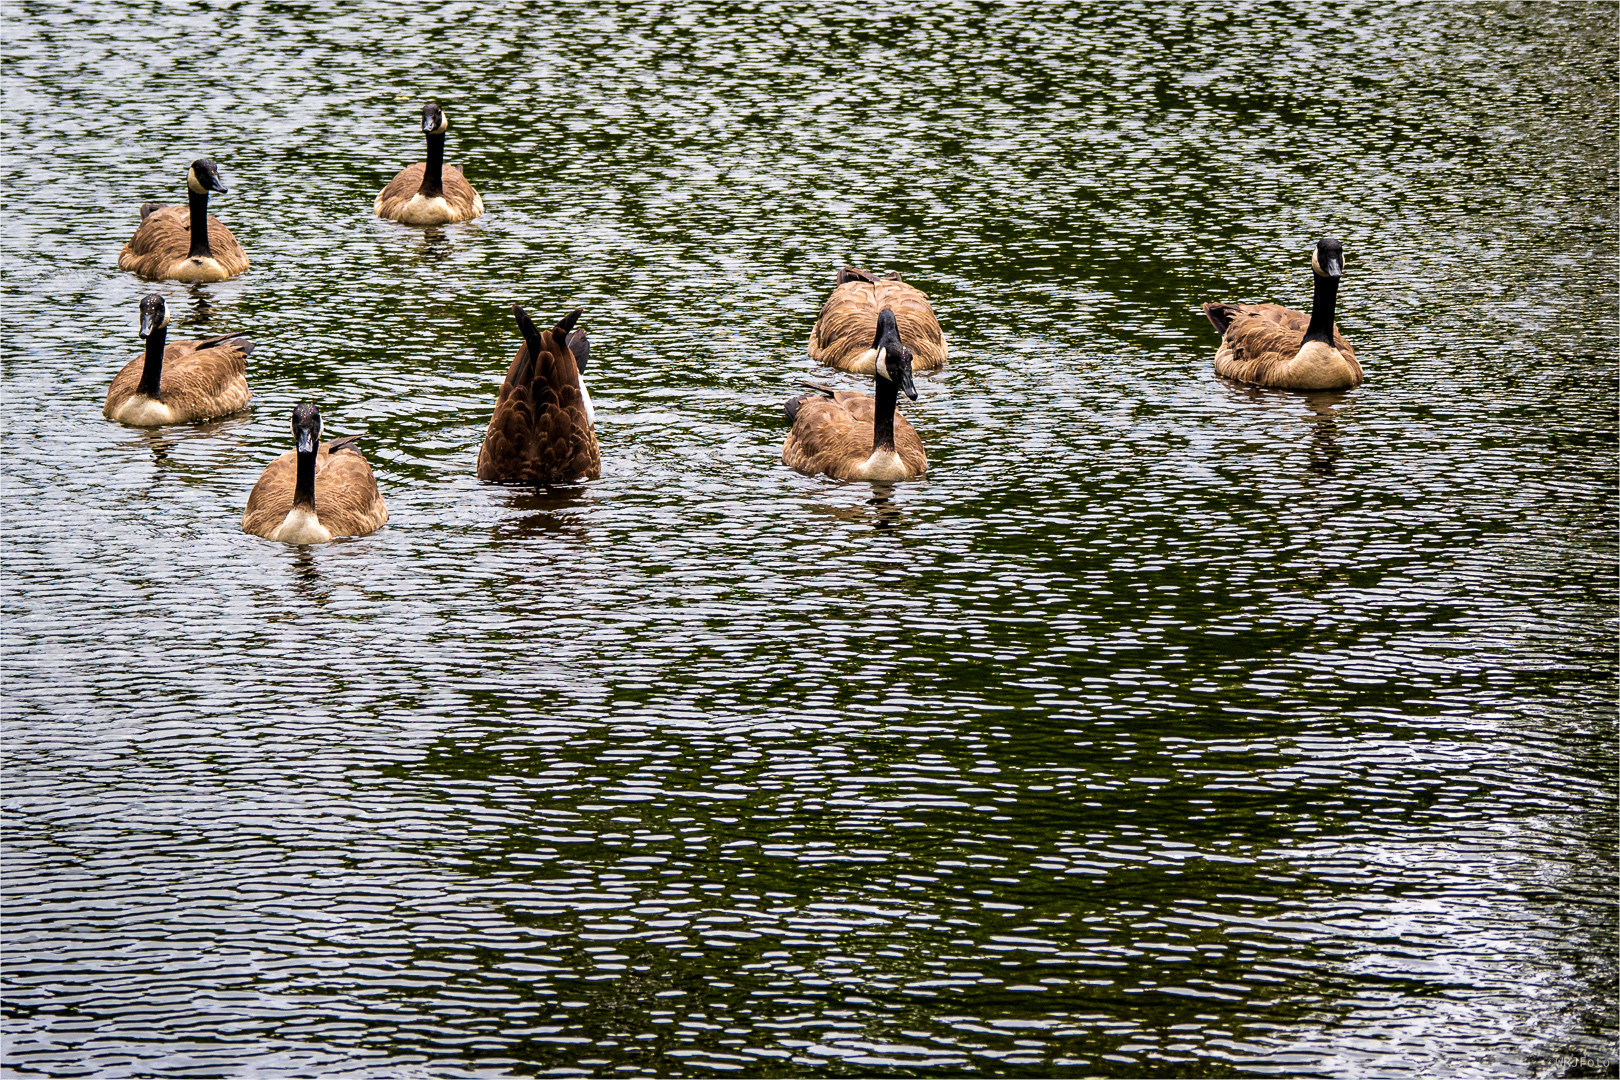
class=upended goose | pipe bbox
[375,103,484,225]
[784,307,926,482]
[103,294,252,426]
[1203,238,1362,391]
[477,305,599,484]
[808,267,947,374]
[242,403,388,544]
[118,159,249,283]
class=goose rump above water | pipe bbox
[477,305,599,484]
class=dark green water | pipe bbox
[2,2,1615,1076]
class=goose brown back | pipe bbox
[477,306,600,484]
[808,268,948,374]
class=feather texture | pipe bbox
[1203,302,1362,390]
[477,309,600,484]
[782,390,926,482]
[242,441,388,541]
[103,334,252,426]
[809,273,947,374]
[117,205,248,282]
[374,163,483,224]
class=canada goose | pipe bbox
[1203,238,1363,391]
[117,159,249,282]
[242,403,388,544]
[784,307,926,482]
[808,267,948,374]
[375,103,484,225]
[103,294,252,426]
[478,305,598,484]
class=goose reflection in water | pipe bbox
[131,414,253,465]
[185,286,215,326]
[1303,390,1352,477]
[417,225,451,264]
[866,486,905,531]
[807,485,907,531]
[374,221,454,267]
[491,487,592,544]
[288,547,329,606]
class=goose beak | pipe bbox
[296,426,317,454]
[138,310,158,339]
[899,367,918,401]
[1323,256,1342,279]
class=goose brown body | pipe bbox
[242,414,387,544]
[782,389,926,482]
[104,333,252,426]
[1203,238,1362,391]
[104,294,252,426]
[118,206,249,282]
[374,162,484,224]
[785,307,927,482]
[808,268,947,374]
[375,103,483,224]
[477,306,599,484]
[1203,303,1361,390]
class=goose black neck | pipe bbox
[419,132,446,197]
[1304,272,1341,345]
[138,323,167,399]
[872,375,899,453]
[293,446,317,509]
[187,189,213,260]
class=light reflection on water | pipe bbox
[2,0,1616,1077]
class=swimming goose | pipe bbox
[477,305,599,484]
[118,159,249,282]
[784,307,926,482]
[375,103,485,225]
[808,267,947,374]
[103,294,252,426]
[242,403,388,544]
[1203,238,1363,390]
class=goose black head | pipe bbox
[138,293,168,339]
[871,307,917,401]
[186,158,228,196]
[1312,237,1344,280]
[291,402,323,455]
[422,103,449,136]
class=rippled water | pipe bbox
[3,1,1616,1076]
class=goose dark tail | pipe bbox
[784,381,836,423]
[1203,302,1238,335]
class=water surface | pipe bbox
[2,2,1616,1077]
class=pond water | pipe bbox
[2,2,1615,1077]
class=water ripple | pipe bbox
[3,1,1615,1077]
